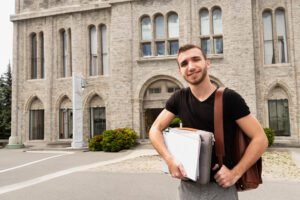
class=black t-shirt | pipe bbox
[165,87,250,180]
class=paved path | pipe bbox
[0,146,299,200]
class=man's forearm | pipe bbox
[149,127,173,163]
[232,134,268,178]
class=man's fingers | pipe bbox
[212,164,220,171]
[178,164,187,177]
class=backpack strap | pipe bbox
[214,87,226,166]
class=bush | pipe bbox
[169,117,181,127]
[101,128,138,152]
[88,134,103,151]
[264,128,275,147]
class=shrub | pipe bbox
[101,128,138,152]
[88,134,103,151]
[264,128,275,147]
[169,117,181,127]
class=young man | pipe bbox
[149,44,268,200]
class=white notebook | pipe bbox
[162,129,202,181]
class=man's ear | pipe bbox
[206,59,211,68]
[178,66,182,74]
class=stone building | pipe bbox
[8,0,300,148]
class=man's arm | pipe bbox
[214,114,268,188]
[149,109,187,179]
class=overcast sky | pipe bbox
[0,1,15,75]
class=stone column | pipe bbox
[71,73,86,148]
[71,12,86,148]
[7,22,24,148]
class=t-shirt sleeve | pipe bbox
[224,88,250,120]
[165,90,180,115]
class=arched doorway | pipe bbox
[267,85,290,136]
[142,78,182,138]
[28,97,44,140]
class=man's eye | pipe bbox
[180,62,187,67]
[193,57,201,61]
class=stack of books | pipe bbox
[162,128,214,184]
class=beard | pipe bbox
[184,67,208,86]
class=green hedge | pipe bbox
[88,134,103,151]
[169,117,181,127]
[264,128,275,147]
[88,128,138,152]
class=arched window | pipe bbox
[167,13,179,55]
[31,33,37,79]
[39,32,45,79]
[268,86,290,136]
[275,9,288,63]
[29,98,44,140]
[59,28,72,78]
[140,12,180,57]
[88,24,109,76]
[168,13,179,38]
[155,15,165,56]
[155,15,164,39]
[263,10,274,64]
[200,9,210,54]
[212,8,222,34]
[141,16,152,56]
[199,7,223,55]
[212,8,223,54]
[89,95,106,137]
[68,28,72,75]
[89,26,97,76]
[100,25,108,75]
[262,8,288,64]
[142,16,152,40]
[59,97,72,139]
[60,29,68,77]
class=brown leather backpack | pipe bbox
[214,87,262,191]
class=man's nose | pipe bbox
[188,61,196,70]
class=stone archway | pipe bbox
[142,78,182,138]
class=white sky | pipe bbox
[0,1,15,75]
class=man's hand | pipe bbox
[167,157,188,180]
[214,165,240,188]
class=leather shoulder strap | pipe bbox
[214,87,226,166]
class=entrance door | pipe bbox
[144,108,163,138]
[268,99,290,136]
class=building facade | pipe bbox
[9,0,300,147]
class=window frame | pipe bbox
[29,109,45,140]
[262,8,289,65]
[90,107,106,137]
[140,12,179,58]
[154,14,166,56]
[88,24,109,76]
[89,25,97,76]
[39,32,45,79]
[268,99,290,136]
[199,6,223,55]
[30,33,38,79]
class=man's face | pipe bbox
[177,48,209,86]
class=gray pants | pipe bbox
[178,181,238,200]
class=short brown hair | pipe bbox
[177,44,207,60]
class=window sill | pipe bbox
[27,78,45,81]
[137,55,177,62]
[57,77,72,80]
[88,75,110,79]
[263,63,291,68]
[207,54,224,59]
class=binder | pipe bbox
[162,128,214,184]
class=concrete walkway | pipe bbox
[1,143,299,200]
